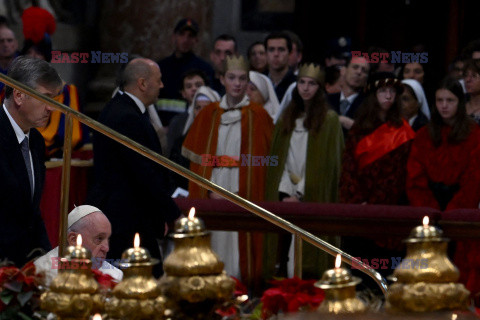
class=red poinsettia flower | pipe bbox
[260,277,325,319]
[0,266,20,284]
[231,276,248,297]
[20,261,38,289]
[215,305,239,318]
[91,269,117,290]
[0,262,42,316]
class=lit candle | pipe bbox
[188,207,195,220]
[452,313,457,320]
[134,232,140,249]
[92,314,102,320]
[316,254,365,313]
[118,232,156,267]
[335,254,341,271]
[408,215,442,240]
[173,207,206,235]
[63,233,90,259]
[76,234,82,247]
[423,216,429,229]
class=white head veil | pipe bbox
[249,71,280,119]
[183,86,221,135]
[401,79,430,119]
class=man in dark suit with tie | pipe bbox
[90,58,180,277]
[328,56,370,136]
[0,56,62,266]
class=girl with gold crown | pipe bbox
[264,63,344,279]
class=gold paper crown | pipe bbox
[298,63,325,85]
[224,55,249,73]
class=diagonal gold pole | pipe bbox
[58,114,73,256]
[0,73,388,296]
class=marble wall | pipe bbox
[99,0,214,61]
[0,0,289,114]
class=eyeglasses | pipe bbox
[463,72,480,80]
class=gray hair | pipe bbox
[5,56,62,99]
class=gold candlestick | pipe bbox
[105,233,167,320]
[41,235,104,319]
[315,254,366,314]
[386,216,470,312]
[160,207,235,319]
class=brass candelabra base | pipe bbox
[386,282,470,312]
[317,297,367,314]
[159,271,235,320]
[105,295,168,320]
[317,287,367,314]
[40,291,104,319]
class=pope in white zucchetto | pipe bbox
[34,205,123,287]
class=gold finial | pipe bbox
[224,55,249,73]
[298,63,325,85]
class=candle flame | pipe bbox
[92,314,102,320]
[335,254,341,268]
[76,234,82,246]
[134,233,140,249]
[452,313,457,320]
[188,207,196,219]
[423,216,429,228]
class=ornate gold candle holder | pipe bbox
[315,254,366,314]
[159,208,235,319]
[105,233,167,319]
[386,216,470,312]
[41,235,104,320]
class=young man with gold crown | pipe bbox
[182,55,273,290]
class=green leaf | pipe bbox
[0,304,20,319]
[251,302,262,319]
[17,311,34,320]
[0,290,14,305]
[17,291,33,306]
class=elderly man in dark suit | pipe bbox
[328,56,370,136]
[0,56,62,266]
[90,58,180,277]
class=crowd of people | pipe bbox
[2,9,480,301]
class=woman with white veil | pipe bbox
[401,79,430,131]
[247,71,280,120]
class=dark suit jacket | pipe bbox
[274,69,297,103]
[328,92,366,136]
[328,91,365,119]
[0,107,50,266]
[89,93,180,275]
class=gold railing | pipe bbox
[0,73,388,295]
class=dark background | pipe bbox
[243,0,480,82]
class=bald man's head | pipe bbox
[122,58,164,106]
